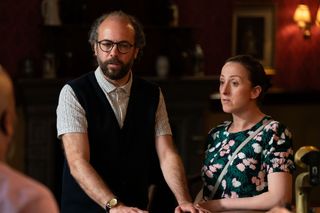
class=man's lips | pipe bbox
[107,63,121,68]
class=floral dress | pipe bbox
[201,116,295,200]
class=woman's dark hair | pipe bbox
[226,54,272,101]
[88,10,146,59]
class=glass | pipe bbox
[96,39,134,54]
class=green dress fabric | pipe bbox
[201,116,295,200]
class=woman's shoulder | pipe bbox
[264,116,292,135]
[208,120,231,135]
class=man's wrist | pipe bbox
[178,200,192,205]
[105,197,119,213]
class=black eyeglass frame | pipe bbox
[96,39,134,54]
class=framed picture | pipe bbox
[232,2,275,70]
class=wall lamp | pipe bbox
[293,3,320,38]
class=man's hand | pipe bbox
[175,202,211,213]
[110,204,148,213]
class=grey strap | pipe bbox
[208,119,273,199]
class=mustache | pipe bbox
[106,57,123,65]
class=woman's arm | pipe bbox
[198,172,292,212]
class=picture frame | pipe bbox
[232,2,275,70]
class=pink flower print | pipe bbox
[243,159,250,166]
[216,164,223,169]
[230,191,239,198]
[209,164,223,173]
[252,171,267,191]
[277,139,285,145]
[215,142,221,148]
[271,123,278,131]
[265,123,272,131]
[256,182,267,191]
[280,164,289,171]
[278,158,286,165]
[228,140,235,146]
[256,172,267,191]
[238,152,246,159]
[205,170,213,178]
[220,150,226,157]
[209,165,217,173]
[249,164,256,170]
[248,158,257,164]
[254,134,262,141]
[251,176,259,185]
[252,143,262,153]
[232,178,241,187]
[223,144,230,150]
[236,163,245,171]
[222,179,226,189]
[252,172,262,184]
[213,132,218,140]
[247,158,258,170]
[208,146,215,152]
[201,166,207,175]
[277,152,288,158]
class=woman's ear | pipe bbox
[251,85,262,100]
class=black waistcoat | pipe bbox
[60,72,160,212]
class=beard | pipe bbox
[97,56,134,80]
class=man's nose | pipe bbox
[109,44,120,56]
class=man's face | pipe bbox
[94,17,139,81]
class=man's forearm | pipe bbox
[160,152,192,204]
[69,158,113,209]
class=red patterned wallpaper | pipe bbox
[1,0,320,90]
[0,0,43,78]
[274,0,320,91]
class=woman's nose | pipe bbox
[220,83,229,94]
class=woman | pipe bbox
[196,55,295,212]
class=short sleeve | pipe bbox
[262,121,295,174]
[56,84,87,138]
[155,89,172,136]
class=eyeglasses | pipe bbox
[96,40,134,54]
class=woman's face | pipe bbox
[219,62,260,114]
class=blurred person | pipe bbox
[0,65,59,213]
[57,11,201,213]
[195,55,295,212]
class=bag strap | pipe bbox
[208,119,273,199]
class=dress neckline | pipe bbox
[226,115,271,135]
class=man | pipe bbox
[57,11,201,213]
[0,65,59,212]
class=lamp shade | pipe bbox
[293,4,311,28]
[316,6,320,26]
